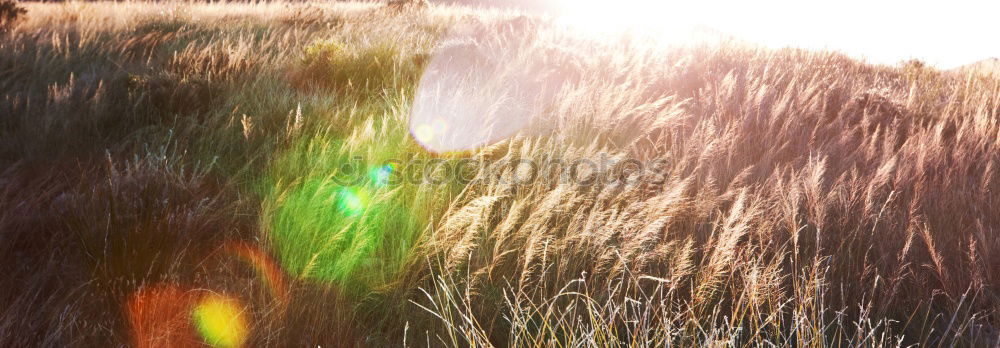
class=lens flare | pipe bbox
[414,123,435,145]
[222,242,289,307]
[369,164,395,187]
[264,135,428,289]
[192,294,248,348]
[409,20,573,153]
[335,186,368,217]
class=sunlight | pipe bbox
[548,0,1000,68]
[552,0,702,37]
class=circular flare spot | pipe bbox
[192,294,248,348]
[369,164,395,187]
[335,187,368,217]
[409,22,573,153]
[414,124,435,144]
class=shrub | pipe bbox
[0,0,25,34]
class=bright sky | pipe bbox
[544,0,1000,68]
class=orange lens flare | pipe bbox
[222,242,289,307]
[126,285,201,348]
[125,244,290,347]
[127,286,250,348]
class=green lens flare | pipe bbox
[267,178,376,284]
[260,93,473,290]
[262,128,430,290]
[192,294,248,348]
[369,164,395,187]
[336,186,368,216]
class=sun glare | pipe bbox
[548,0,1000,68]
[553,0,700,37]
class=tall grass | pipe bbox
[1,2,998,347]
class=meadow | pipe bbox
[1,1,999,347]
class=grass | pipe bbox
[1,1,999,347]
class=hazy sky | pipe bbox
[540,0,1000,68]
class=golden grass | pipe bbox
[0,1,998,346]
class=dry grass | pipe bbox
[1,1,999,347]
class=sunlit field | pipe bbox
[1,1,999,347]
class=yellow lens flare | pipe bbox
[335,186,368,217]
[192,294,249,348]
[413,118,449,150]
[414,123,435,145]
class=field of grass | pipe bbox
[1,1,999,347]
